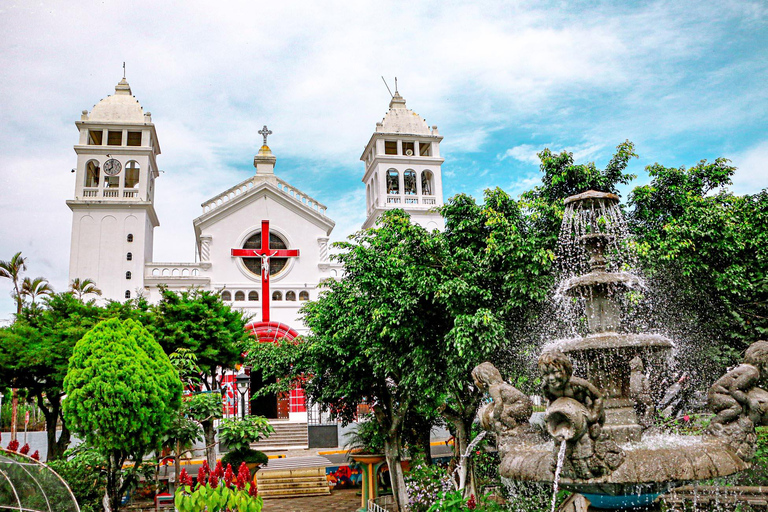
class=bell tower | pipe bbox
[360,91,445,231]
[67,77,161,302]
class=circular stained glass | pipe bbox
[242,232,289,278]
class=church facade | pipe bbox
[67,78,446,424]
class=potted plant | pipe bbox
[219,416,274,472]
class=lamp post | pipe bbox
[236,371,250,419]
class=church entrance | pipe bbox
[249,368,289,419]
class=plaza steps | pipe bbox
[255,457,332,499]
[251,421,308,451]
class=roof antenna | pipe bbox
[394,77,398,94]
[122,62,126,80]
[381,76,394,98]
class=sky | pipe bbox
[0,0,766,322]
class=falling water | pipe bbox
[550,440,567,512]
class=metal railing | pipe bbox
[368,495,395,512]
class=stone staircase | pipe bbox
[255,457,331,499]
[252,421,308,451]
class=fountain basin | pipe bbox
[499,435,748,497]
[560,271,643,297]
[552,333,673,353]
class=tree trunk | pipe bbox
[10,389,18,441]
[174,440,181,494]
[202,419,217,469]
[384,438,408,512]
[420,424,433,466]
[106,454,121,512]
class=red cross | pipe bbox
[231,220,299,322]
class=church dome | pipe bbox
[377,92,431,135]
[88,78,146,123]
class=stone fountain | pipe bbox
[475,191,768,510]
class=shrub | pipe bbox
[47,446,107,512]
[221,449,269,470]
[219,416,273,452]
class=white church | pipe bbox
[66,78,446,432]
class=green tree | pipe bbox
[69,277,102,300]
[20,276,53,309]
[0,251,27,316]
[149,287,251,468]
[63,318,182,511]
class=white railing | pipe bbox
[276,177,328,215]
[405,197,418,204]
[83,188,98,197]
[145,263,204,279]
[123,189,137,198]
[387,195,401,204]
[368,496,395,512]
[423,196,436,205]
[200,176,328,216]
[103,189,119,198]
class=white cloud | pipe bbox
[731,141,768,194]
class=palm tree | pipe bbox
[70,277,102,300]
[21,276,53,306]
[0,252,27,315]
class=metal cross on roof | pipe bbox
[258,125,273,146]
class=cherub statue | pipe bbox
[707,340,768,460]
[472,362,533,438]
[629,356,655,429]
[538,349,624,479]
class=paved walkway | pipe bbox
[262,488,361,512]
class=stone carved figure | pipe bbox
[539,349,625,479]
[472,362,533,439]
[707,340,768,461]
[629,356,655,428]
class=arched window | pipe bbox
[126,252,132,261]
[272,291,283,301]
[404,170,417,195]
[126,271,132,280]
[286,291,296,301]
[85,160,100,187]
[221,290,232,301]
[421,171,434,195]
[387,169,399,194]
[248,291,259,301]
[125,161,140,188]
[235,291,245,301]
[127,234,134,243]
[299,291,309,301]
[125,290,131,299]
[241,231,290,279]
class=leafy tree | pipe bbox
[0,293,106,459]
[63,318,182,511]
[149,287,251,468]
[628,160,768,367]
[20,276,53,309]
[0,251,27,316]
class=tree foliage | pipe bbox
[63,317,182,511]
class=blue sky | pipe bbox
[0,0,766,322]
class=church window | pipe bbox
[235,291,245,301]
[221,290,232,301]
[125,161,140,188]
[125,290,131,299]
[286,291,296,301]
[402,141,415,156]
[105,175,120,188]
[384,141,397,155]
[85,160,100,187]
[126,271,131,280]
[404,170,417,195]
[107,130,123,146]
[421,171,434,195]
[248,291,259,301]
[299,291,309,301]
[127,131,142,146]
[126,252,132,261]
[272,291,283,301]
[88,130,103,145]
[242,232,290,279]
[387,169,399,194]
[419,142,431,157]
[127,234,134,242]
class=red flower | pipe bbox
[19,443,30,455]
[683,415,690,422]
[197,467,207,488]
[467,494,476,510]
[209,474,219,489]
[212,460,224,478]
[224,463,235,488]
[249,482,258,497]
[201,460,210,476]
[31,451,40,461]
[179,468,193,487]
[7,439,19,452]
[237,462,251,490]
